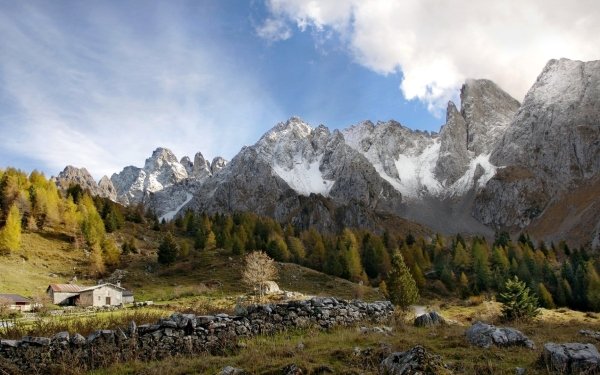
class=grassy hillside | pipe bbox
[0,224,383,304]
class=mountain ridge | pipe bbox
[53,58,600,248]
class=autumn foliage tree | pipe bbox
[242,251,278,301]
[0,204,21,254]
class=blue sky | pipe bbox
[1,0,598,178]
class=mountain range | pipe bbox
[53,58,600,248]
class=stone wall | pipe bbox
[0,297,393,374]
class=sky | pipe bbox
[0,0,598,179]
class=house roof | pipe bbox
[123,290,134,297]
[47,284,86,293]
[0,294,31,304]
[79,283,126,292]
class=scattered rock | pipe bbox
[542,342,600,374]
[580,329,600,341]
[218,366,247,375]
[281,363,304,375]
[466,321,535,349]
[515,367,526,375]
[359,326,393,335]
[380,345,453,374]
[415,311,446,327]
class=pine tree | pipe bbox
[498,276,539,322]
[452,242,470,271]
[158,233,178,265]
[387,251,419,309]
[537,283,555,309]
[585,262,600,311]
[0,204,21,254]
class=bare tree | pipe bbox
[242,251,278,301]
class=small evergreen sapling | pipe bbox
[498,276,539,321]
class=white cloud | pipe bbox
[260,0,600,113]
[0,3,283,179]
[256,18,292,41]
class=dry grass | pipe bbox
[91,302,600,375]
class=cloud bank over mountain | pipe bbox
[260,0,600,114]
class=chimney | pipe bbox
[117,281,121,288]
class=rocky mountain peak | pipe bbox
[53,166,117,201]
[434,101,470,186]
[210,157,227,174]
[54,165,98,193]
[180,156,193,175]
[460,78,520,155]
[475,58,600,235]
[261,116,313,144]
[97,175,117,201]
[144,147,180,171]
[193,152,212,178]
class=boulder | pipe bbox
[414,311,446,327]
[261,281,281,295]
[542,342,600,374]
[466,322,534,349]
[380,346,452,375]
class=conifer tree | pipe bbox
[158,233,178,265]
[537,283,555,308]
[387,251,419,309]
[585,262,600,311]
[452,242,470,271]
[0,204,21,254]
[498,276,539,321]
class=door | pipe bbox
[106,297,111,305]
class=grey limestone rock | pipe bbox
[466,321,534,349]
[542,342,600,374]
[414,311,446,327]
[380,345,452,375]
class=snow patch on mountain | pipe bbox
[395,141,442,198]
[449,154,496,196]
[272,157,335,196]
[159,192,193,222]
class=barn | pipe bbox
[47,283,128,307]
[46,284,85,305]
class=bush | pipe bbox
[498,276,539,322]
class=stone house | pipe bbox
[0,294,33,312]
[77,284,125,307]
[46,283,128,307]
